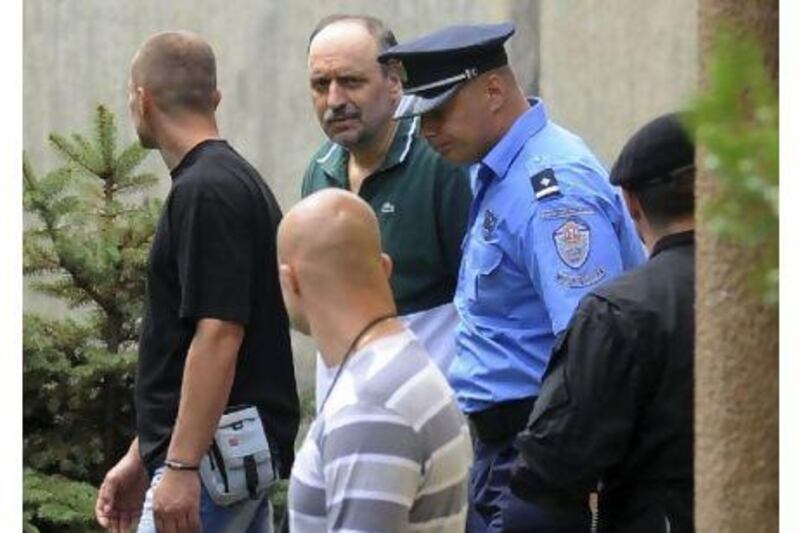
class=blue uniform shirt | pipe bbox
[451,98,646,413]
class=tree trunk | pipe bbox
[102,314,123,475]
[695,1,778,531]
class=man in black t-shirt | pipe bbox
[94,31,299,533]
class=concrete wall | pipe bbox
[24,1,538,202]
[538,0,698,166]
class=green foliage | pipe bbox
[23,469,100,532]
[299,387,316,421]
[24,105,160,530]
[23,314,137,480]
[269,480,289,527]
[687,28,778,305]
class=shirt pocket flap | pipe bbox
[476,242,503,275]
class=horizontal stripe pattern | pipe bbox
[322,417,421,464]
[289,330,472,532]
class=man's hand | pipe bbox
[151,318,242,532]
[95,442,150,532]
[153,468,202,533]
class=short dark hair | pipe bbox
[134,31,217,114]
[308,14,397,55]
[626,165,695,228]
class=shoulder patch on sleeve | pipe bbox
[530,168,561,200]
[553,217,591,269]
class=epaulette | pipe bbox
[530,168,561,201]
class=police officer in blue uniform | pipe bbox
[511,114,696,533]
[379,23,646,531]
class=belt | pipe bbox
[468,396,536,442]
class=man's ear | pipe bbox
[211,89,222,111]
[136,86,148,116]
[385,61,404,102]
[485,73,505,113]
[622,188,643,223]
[279,263,300,297]
[137,85,164,121]
[380,253,393,280]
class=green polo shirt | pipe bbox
[301,117,472,315]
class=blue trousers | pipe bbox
[466,436,590,532]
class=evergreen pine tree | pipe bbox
[23,105,161,530]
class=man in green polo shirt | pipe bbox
[303,14,472,405]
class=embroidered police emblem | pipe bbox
[483,209,497,240]
[553,217,591,269]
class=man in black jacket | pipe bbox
[509,113,696,532]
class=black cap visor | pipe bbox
[393,84,462,119]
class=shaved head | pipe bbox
[277,189,394,335]
[131,31,217,113]
[278,189,385,286]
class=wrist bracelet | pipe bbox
[164,459,200,471]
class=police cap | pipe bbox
[378,22,515,119]
[610,113,695,188]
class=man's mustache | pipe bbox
[323,105,361,124]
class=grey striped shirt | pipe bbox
[288,330,473,532]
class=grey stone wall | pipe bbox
[24,1,536,202]
[538,0,698,165]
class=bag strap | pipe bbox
[243,454,259,499]
[210,440,230,493]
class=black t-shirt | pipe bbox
[135,139,299,477]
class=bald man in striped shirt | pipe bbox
[278,189,472,532]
